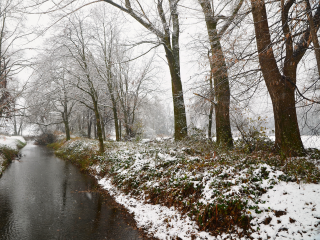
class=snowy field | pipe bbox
[59,136,320,239]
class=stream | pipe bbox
[0,143,145,240]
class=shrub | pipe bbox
[35,133,56,145]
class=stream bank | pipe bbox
[51,137,320,240]
[0,135,26,177]
[0,143,152,239]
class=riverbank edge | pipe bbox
[48,140,158,240]
[0,138,27,177]
[48,137,320,240]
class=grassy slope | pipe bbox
[50,137,320,239]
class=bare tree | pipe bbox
[0,0,26,120]
[26,52,77,140]
[196,0,245,147]
[250,0,320,156]
[58,14,106,152]
[90,9,121,141]
[96,0,188,140]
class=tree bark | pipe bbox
[113,107,120,141]
[164,0,188,140]
[119,119,122,140]
[208,52,214,140]
[250,0,304,156]
[93,100,104,153]
[63,92,71,141]
[87,111,92,139]
[198,0,233,148]
[62,112,71,141]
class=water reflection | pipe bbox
[0,144,143,240]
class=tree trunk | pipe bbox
[198,0,233,148]
[93,101,104,153]
[164,47,187,140]
[208,57,214,140]
[208,103,214,140]
[101,115,106,141]
[272,83,303,155]
[87,111,92,139]
[167,0,188,140]
[119,119,122,140]
[94,118,97,139]
[62,113,71,141]
[63,97,71,141]
[113,107,120,141]
[13,115,18,135]
[251,0,304,156]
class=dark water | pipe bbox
[0,144,144,240]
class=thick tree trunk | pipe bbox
[251,0,304,156]
[214,73,233,148]
[164,47,188,140]
[198,0,233,148]
[213,51,232,148]
[164,0,188,140]
[271,82,303,155]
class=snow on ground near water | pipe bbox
[0,135,26,175]
[92,136,320,239]
[0,135,26,150]
[97,165,320,239]
[98,178,243,240]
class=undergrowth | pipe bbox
[0,146,20,177]
[16,140,27,149]
[52,137,320,239]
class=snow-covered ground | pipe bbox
[0,135,26,175]
[59,136,320,240]
[251,182,320,240]
[97,163,320,240]
[0,135,26,150]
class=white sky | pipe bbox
[12,0,319,133]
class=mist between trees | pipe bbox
[0,0,319,156]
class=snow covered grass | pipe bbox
[0,135,26,176]
[54,137,320,239]
[0,135,26,150]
